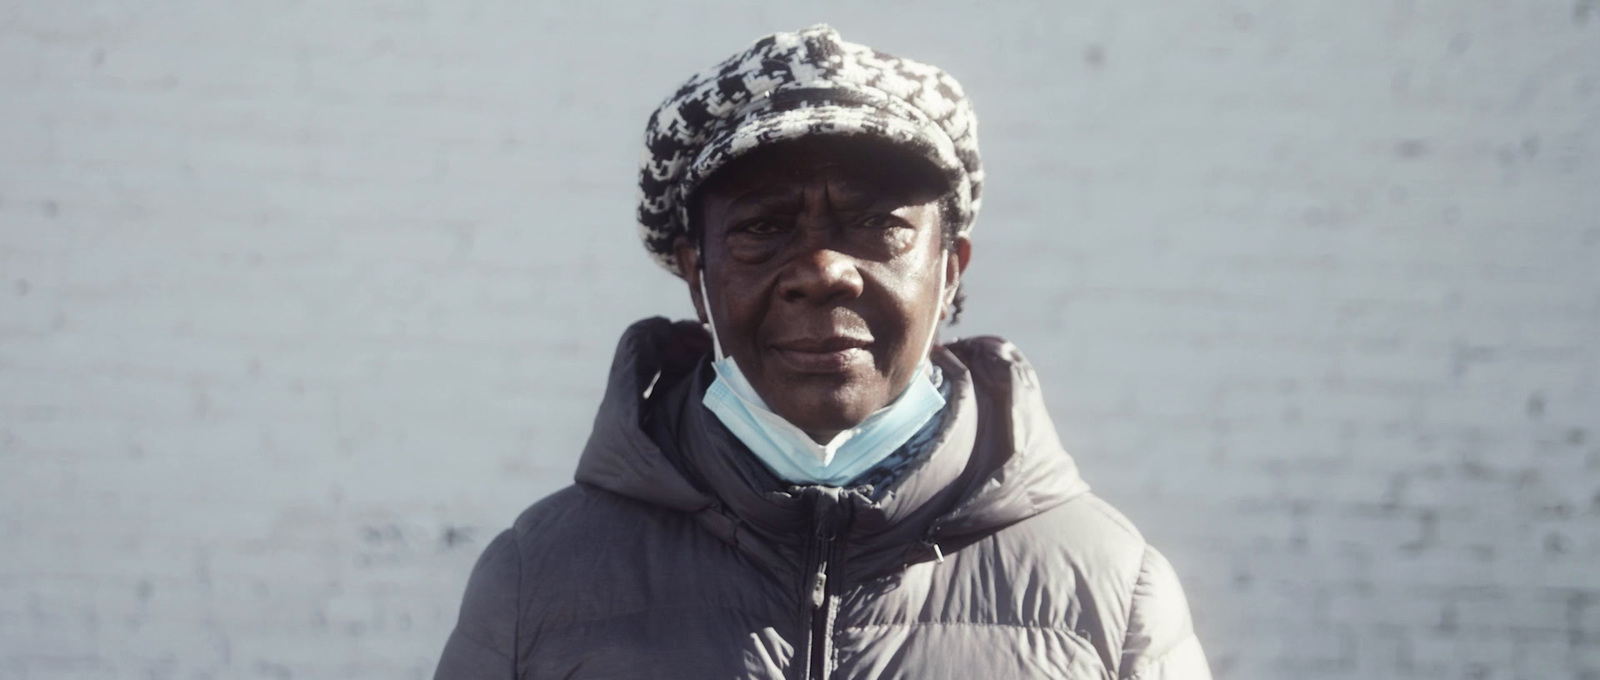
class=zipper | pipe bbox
[920,524,946,565]
[800,491,844,680]
[806,529,837,680]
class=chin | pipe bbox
[771,383,884,434]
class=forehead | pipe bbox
[696,137,949,208]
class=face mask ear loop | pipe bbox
[696,256,725,362]
[923,269,947,366]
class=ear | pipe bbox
[940,236,972,318]
[674,236,708,324]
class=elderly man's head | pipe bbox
[636,25,982,442]
[675,137,971,442]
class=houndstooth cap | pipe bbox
[636,24,983,277]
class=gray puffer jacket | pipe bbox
[435,318,1210,679]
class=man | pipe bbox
[435,25,1209,679]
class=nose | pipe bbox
[777,243,864,306]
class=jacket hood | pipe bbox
[575,317,1090,580]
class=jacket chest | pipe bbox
[519,538,1109,680]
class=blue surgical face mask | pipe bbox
[697,267,948,487]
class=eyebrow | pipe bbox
[725,183,803,209]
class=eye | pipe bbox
[858,213,902,230]
[735,218,785,237]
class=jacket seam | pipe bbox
[512,529,522,677]
[530,602,768,633]
[451,624,512,662]
[843,621,1104,671]
[1080,495,1144,542]
[456,631,515,663]
[1122,631,1197,680]
[450,533,521,666]
[1117,544,1153,679]
[839,620,1089,634]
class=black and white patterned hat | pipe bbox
[637,24,984,277]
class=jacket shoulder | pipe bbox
[508,484,615,538]
[502,483,749,621]
[507,483,690,556]
[1015,493,1149,590]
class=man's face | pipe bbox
[675,138,971,442]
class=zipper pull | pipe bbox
[809,531,835,610]
[810,563,829,609]
[810,526,835,610]
[806,489,843,612]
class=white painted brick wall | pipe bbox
[2,1,1596,678]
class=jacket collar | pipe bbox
[575,317,1090,580]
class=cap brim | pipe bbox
[680,104,964,208]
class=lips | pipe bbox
[769,336,872,373]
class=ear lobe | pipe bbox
[944,236,972,317]
[689,270,709,325]
[673,237,708,324]
[944,251,961,300]
[952,236,972,275]
[937,241,970,321]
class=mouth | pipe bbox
[769,336,872,374]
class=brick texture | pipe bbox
[2,2,1596,679]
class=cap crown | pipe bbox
[636,25,983,277]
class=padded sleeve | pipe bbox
[1118,546,1212,680]
[434,530,520,680]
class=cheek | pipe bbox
[879,226,916,256]
[713,270,771,347]
[871,274,942,357]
